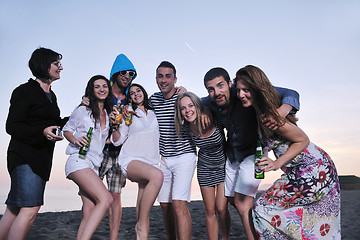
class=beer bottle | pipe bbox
[113,97,123,126]
[79,127,93,158]
[125,100,133,126]
[254,140,265,179]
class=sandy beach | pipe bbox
[0,189,353,239]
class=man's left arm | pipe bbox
[274,86,300,116]
[263,86,300,130]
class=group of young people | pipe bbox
[0,47,341,240]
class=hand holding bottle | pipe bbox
[254,140,265,179]
[257,157,281,172]
[79,127,93,158]
[112,98,123,128]
[72,135,91,148]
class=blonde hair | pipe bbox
[174,92,208,137]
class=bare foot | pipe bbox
[135,222,148,240]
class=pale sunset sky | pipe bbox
[0,1,359,208]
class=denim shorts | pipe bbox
[5,164,46,207]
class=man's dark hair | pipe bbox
[203,67,230,87]
[156,61,176,78]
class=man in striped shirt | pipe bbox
[149,61,196,240]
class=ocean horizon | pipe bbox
[0,182,205,214]
[0,182,272,214]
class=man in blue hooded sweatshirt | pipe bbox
[99,53,137,240]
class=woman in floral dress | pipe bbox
[234,65,341,240]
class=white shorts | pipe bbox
[157,153,196,203]
[121,160,159,179]
[65,154,99,177]
[224,154,261,198]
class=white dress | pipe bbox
[64,106,109,176]
[111,108,160,178]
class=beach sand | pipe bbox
[3,190,359,239]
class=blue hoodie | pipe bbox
[109,53,137,101]
[109,53,137,83]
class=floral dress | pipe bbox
[252,136,341,240]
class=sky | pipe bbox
[1,0,360,206]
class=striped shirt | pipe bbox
[185,122,226,187]
[149,92,196,157]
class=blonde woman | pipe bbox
[175,92,230,240]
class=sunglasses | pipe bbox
[119,70,136,78]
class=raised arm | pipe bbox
[111,122,129,146]
[274,86,300,115]
[263,86,300,130]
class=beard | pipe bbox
[115,78,130,90]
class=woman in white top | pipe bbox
[112,83,163,240]
[63,75,113,239]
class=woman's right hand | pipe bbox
[257,157,281,172]
[72,135,89,147]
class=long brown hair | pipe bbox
[234,65,297,139]
[84,75,113,128]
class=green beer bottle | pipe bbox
[254,140,265,179]
[79,127,93,158]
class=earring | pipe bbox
[181,119,184,125]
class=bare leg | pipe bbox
[0,205,40,240]
[172,200,192,240]
[160,202,176,240]
[135,184,146,240]
[215,184,231,240]
[200,186,218,240]
[127,160,164,240]
[69,168,113,240]
[108,192,122,240]
[234,192,256,240]
[136,185,145,220]
[77,194,95,238]
[0,206,19,239]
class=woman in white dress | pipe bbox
[63,75,114,239]
[112,83,164,240]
